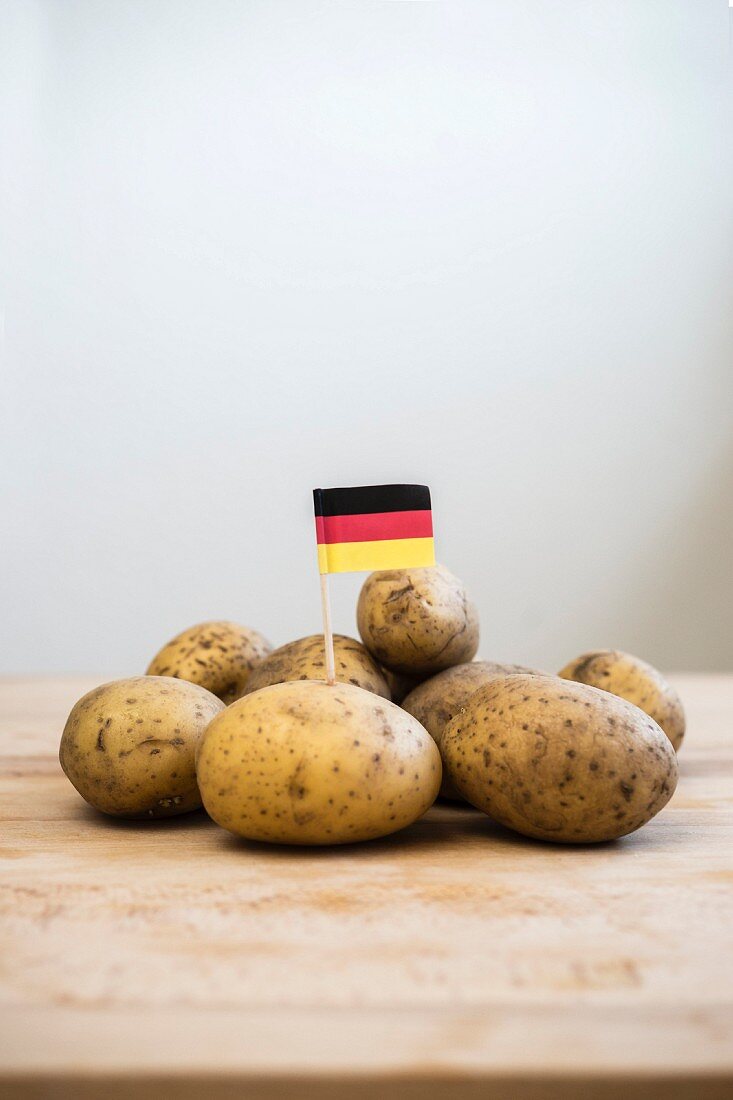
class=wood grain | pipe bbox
[0,674,732,1098]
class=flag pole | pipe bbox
[320,573,336,685]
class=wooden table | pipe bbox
[1,675,732,1099]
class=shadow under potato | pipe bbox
[213,805,649,858]
[73,794,668,854]
[76,800,214,832]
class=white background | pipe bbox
[1,0,731,676]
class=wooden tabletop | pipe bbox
[1,674,732,1099]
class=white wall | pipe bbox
[1,0,731,677]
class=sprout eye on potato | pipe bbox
[146,620,272,704]
[357,565,479,678]
[402,661,547,800]
[441,674,678,843]
[242,634,391,700]
[196,680,442,845]
[59,676,224,818]
[558,649,685,752]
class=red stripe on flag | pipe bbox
[315,510,433,545]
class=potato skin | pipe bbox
[402,661,546,800]
[59,676,224,818]
[197,680,441,845]
[357,565,479,677]
[442,674,678,843]
[559,650,685,751]
[242,634,390,700]
[146,621,272,704]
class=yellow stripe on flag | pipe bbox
[318,537,435,575]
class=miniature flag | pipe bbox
[313,484,435,574]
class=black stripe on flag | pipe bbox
[313,484,431,518]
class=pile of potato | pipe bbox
[59,565,683,846]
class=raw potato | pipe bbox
[59,676,224,818]
[441,674,678,843]
[242,634,390,700]
[357,565,479,678]
[197,680,442,845]
[559,649,686,752]
[402,661,547,800]
[146,621,272,704]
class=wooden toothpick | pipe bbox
[320,572,336,686]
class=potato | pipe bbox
[402,661,546,800]
[197,680,441,845]
[441,674,678,843]
[357,565,479,677]
[146,620,272,704]
[558,649,685,751]
[59,676,224,817]
[242,634,390,700]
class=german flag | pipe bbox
[314,484,435,574]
